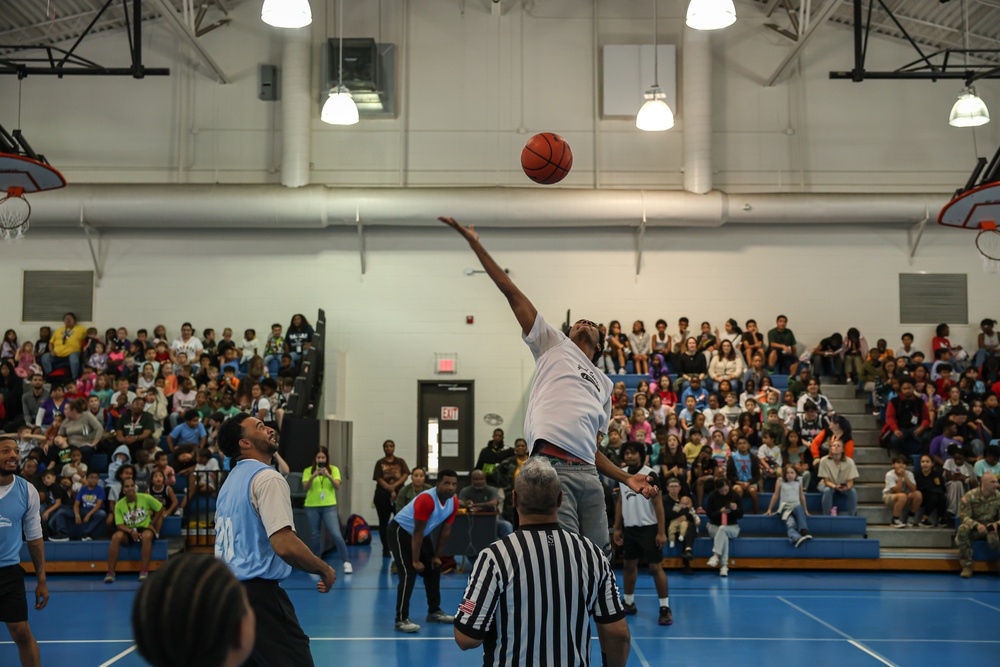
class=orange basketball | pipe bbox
[520,132,573,185]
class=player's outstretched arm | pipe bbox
[439,216,537,336]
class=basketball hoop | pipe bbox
[0,187,30,243]
[975,220,1000,273]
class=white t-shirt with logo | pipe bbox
[172,337,203,361]
[522,314,613,464]
[618,465,657,527]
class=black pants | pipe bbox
[676,516,697,556]
[242,578,313,667]
[387,521,442,623]
[921,488,948,520]
[374,489,395,556]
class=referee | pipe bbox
[216,414,336,667]
[454,457,630,667]
[0,436,48,667]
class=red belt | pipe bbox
[534,441,589,464]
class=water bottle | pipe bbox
[831,505,838,517]
[721,510,728,526]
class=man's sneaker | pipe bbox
[960,566,973,578]
[343,562,353,574]
[683,547,693,558]
[621,600,638,615]
[658,607,673,626]
[82,536,93,541]
[104,572,116,584]
[394,619,420,633]
[719,566,729,577]
[426,610,455,624]
[707,554,720,568]
[891,518,906,529]
[49,535,69,542]
[794,535,813,548]
[138,570,149,582]
[919,517,934,528]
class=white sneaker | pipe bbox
[343,562,353,574]
[707,554,720,568]
[720,566,729,577]
[394,619,420,633]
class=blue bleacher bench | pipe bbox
[663,536,879,560]
[738,514,867,537]
[20,539,168,563]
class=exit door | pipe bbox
[417,381,475,478]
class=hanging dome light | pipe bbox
[686,0,737,31]
[636,86,675,132]
[321,86,360,125]
[949,87,990,127]
[261,0,313,29]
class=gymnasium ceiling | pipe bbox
[0,0,245,54]
[1,1,1000,62]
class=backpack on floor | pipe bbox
[344,514,371,545]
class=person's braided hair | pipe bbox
[132,554,249,667]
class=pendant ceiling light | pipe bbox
[950,2,989,128]
[321,0,359,125]
[949,87,990,127]
[637,0,674,132]
[685,0,737,31]
[261,0,313,29]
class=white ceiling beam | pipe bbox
[149,0,231,83]
[766,0,843,86]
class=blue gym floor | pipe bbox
[2,538,998,666]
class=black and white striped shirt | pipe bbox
[454,523,626,667]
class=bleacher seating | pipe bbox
[664,510,877,560]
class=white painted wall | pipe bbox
[0,224,993,513]
[1,0,997,191]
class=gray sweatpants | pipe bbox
[546,460,611,558]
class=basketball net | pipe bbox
[976,220,1000,274]
[0,187,31,243]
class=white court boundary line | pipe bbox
[630,638,652,667]
[966,597,1000,613]
[777,597,899,667]
[96,645,136,667]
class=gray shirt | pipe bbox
[21,388,48,427]
[817,456,859,486]
[59,412,105,448]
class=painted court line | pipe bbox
[777,597,899,667]
[966,597,1000,613]
[96,644,137,667]
[629,638,652,667]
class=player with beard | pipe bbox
[215,414,336,667]
[441,216,658,557]
[0,436,48,667]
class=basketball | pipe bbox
[520,132,573,185]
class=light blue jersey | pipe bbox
[215,459,292,581]
[0,477,35,567]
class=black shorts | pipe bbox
[622,525,662,564]
[0,564,28,624]
[120,528,156,545]
[242,578,314,667]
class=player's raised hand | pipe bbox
[438,216,479,243]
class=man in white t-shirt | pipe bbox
[171,322,204,364]
[441,217,657,557]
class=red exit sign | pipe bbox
[441,407,459,421]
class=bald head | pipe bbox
[514,457,562,518]
[982,472,998,496]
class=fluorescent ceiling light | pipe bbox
[321,86,360,125]
[261,0,312,29]
[949,87,990,127]
[686,0,737,31]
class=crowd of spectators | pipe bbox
[0,313,316,548]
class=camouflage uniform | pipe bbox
[957,488,1000,567]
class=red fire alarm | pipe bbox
[466,315,474,324]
